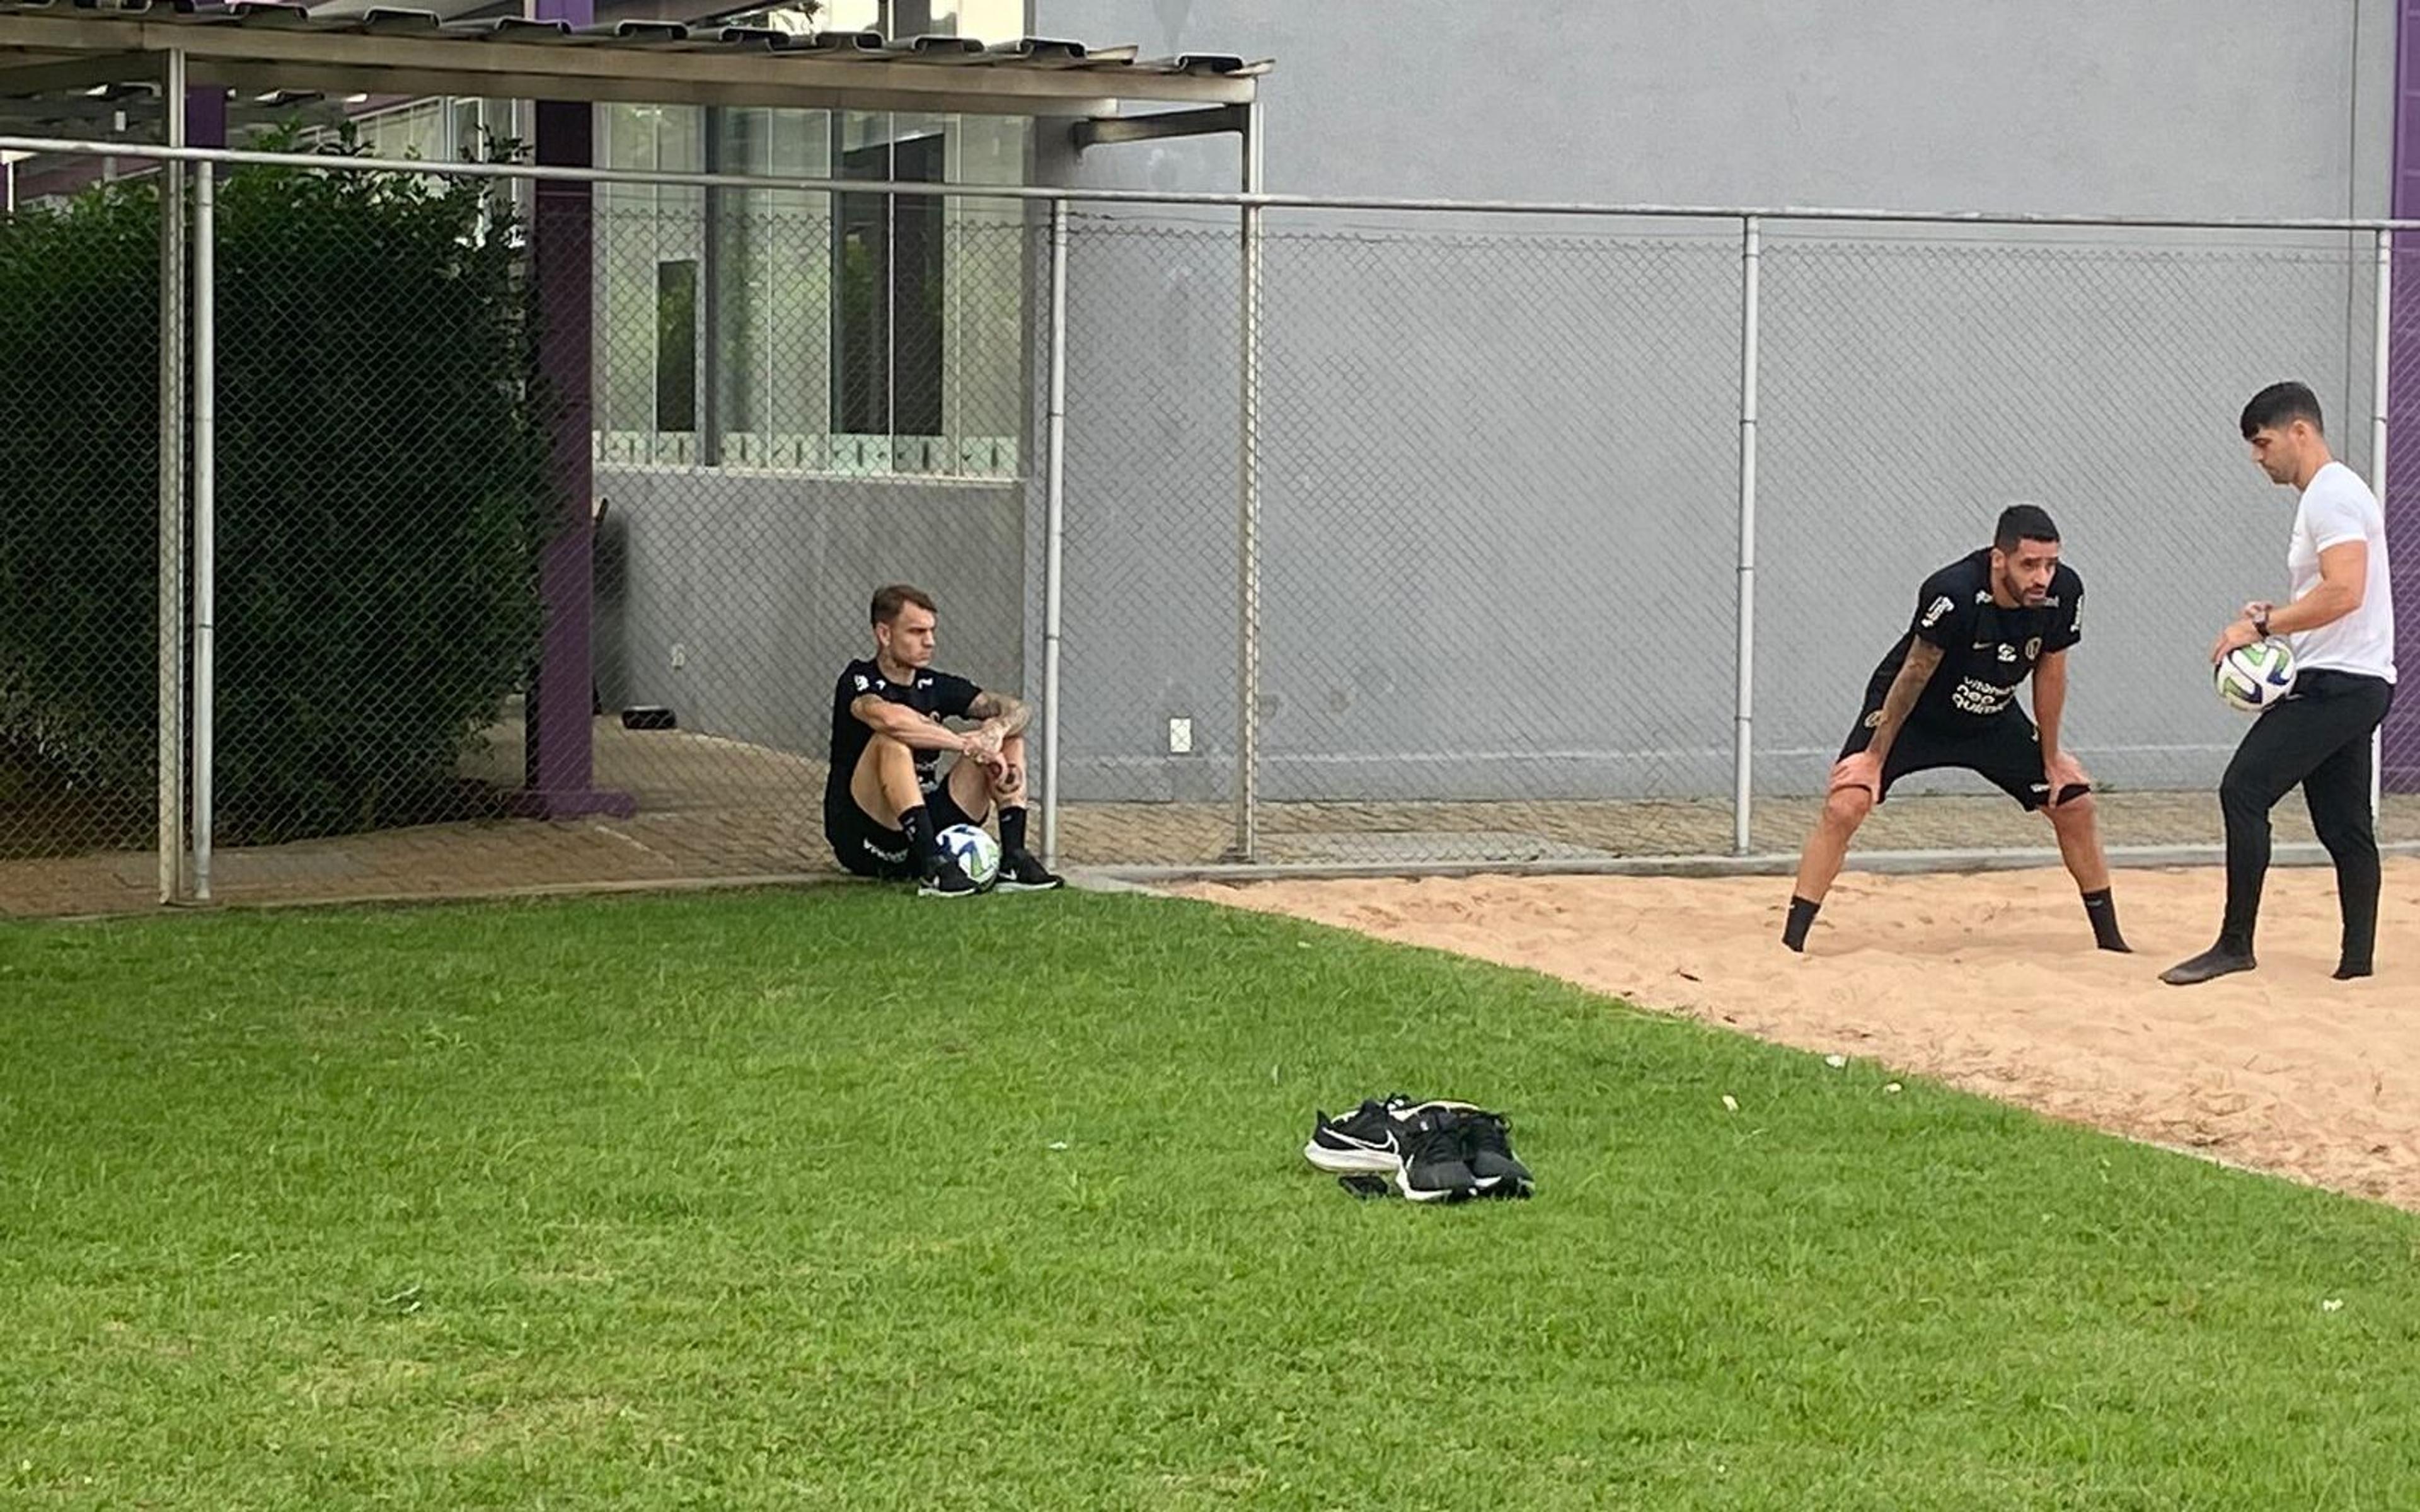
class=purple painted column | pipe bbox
[187,86,226,150]
[513,0,635,820]
[2388,3,2420,790]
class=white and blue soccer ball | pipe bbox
[936,823,1001,888]
[2216,639,2296,714]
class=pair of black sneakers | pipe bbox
[1303,1094,1533,1203]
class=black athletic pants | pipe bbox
[2218,668,2395,961]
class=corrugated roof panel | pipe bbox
[0,2,1267,132]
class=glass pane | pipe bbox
[599,86,657,440]
[715,107,833,459]
[655,260,700,434]
[657,106,705,175]
[889,127,946,441]
[603,103,655,171]
[762,111,832,444]
[945,115,1027,474]
[831,113,892,438]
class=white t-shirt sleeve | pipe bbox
[2302,474,2371,551]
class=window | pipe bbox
[599,103,1028,479]
[654,260,700,433]
[585,0,1032,478]
[352,97,512,169]
[354,100,446,163]
[596,105,706,466]
[833,114,945,466]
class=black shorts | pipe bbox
[827,788,978,879]
[1838,707,2085,812]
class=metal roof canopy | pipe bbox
[0,1,1265,135]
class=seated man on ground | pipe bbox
[824,583,1061,897]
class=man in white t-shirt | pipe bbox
[2165,382,2398,986]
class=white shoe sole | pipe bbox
[1303,1140,1397,1174]
[994,878,1063,893]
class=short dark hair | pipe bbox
[1994,503,2060,555]
[870,583,936,626]
[2241,381,2324,438]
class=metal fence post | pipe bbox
[192,158,217,901]
[156,55,189,904]
[2373,225,2392,823]
[1041,195,1069,871]
[1233,101,1264,862]
[1732,215,1762,856]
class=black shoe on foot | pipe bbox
[2160,944,2256,986]
[994,850,1064,893]
[918,854,982,898]
[1303,1095,1411,1174]
[1390,1106,1480,1203]
[2335,960,2374,981]
[1456,1109,1533,1198]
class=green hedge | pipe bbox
[0,140,556,846]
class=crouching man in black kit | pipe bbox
[1782,504,2131,956]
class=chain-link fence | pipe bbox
[3,139,2416,916]
[1751,224,2403,857]
[0,155,163,907]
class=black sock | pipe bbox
[1782,896,1820,953]
[1000,805,1028,856]
[2082,888,2130,952]
[898,805,938,870]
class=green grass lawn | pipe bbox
[3,886,2417,1509]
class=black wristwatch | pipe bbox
[2252,607,2272,638]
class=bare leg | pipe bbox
[1783,784,1873,951]
[2044,794,2111,893]
[946,734,1031,825]
[1792,784,1874,907]
[849,733,923,827]
[2046,793,2129,952]
[945,751,995,827]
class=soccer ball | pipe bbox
[936,823,1001,888]
[2215,639,2296,714]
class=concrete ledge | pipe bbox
[503,787,640,821]
[63,869,855,923]
[1099,839,2420,888]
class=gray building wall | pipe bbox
[1029,0,2399,805]
[596,468,1027,765]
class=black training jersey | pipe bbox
[824,658,981,830]
[1864,550,2083,726]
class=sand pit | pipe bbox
[1178,859,2420,1210]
